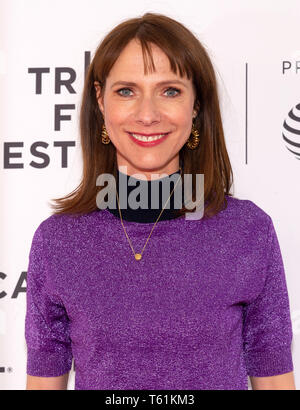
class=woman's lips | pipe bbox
[127,132,170,147]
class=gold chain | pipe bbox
[115,167,182,261]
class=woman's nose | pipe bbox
[134,96,161,124]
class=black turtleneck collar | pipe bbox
[106,168,184,223]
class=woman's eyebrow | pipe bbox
[110,80,188,89]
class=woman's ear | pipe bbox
[193,100,200,118]
[94,81,104,115]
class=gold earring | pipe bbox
[186,121,200,150]
[101,123,111,144]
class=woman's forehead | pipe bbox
[106,40,191,85]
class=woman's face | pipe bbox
[94,38,198,180]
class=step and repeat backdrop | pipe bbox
[0,0,299,390]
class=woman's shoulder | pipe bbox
[222,194,272,231]
[32,210,103,241]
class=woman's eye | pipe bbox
[116,88,133,97]
[164,87,181,97]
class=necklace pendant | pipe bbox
[135,253,142,261]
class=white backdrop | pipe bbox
[0,0,299,390]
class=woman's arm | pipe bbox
[250,371,296,390]
[26,373,69,390]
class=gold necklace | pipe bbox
[115,167,182,261]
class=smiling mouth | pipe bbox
[128,132,170,142]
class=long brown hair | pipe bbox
[49,12,234,220]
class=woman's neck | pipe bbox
[106,168,184,223]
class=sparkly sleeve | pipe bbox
[25,223,73,377]
[242,217,294,377]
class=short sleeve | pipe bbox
[242,217,294,377]
[25,223,73,377]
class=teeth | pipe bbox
[130,133,167,142]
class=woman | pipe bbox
[25,13,295,390]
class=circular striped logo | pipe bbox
[283,103,300,160]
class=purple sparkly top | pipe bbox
[25,196,294,390]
